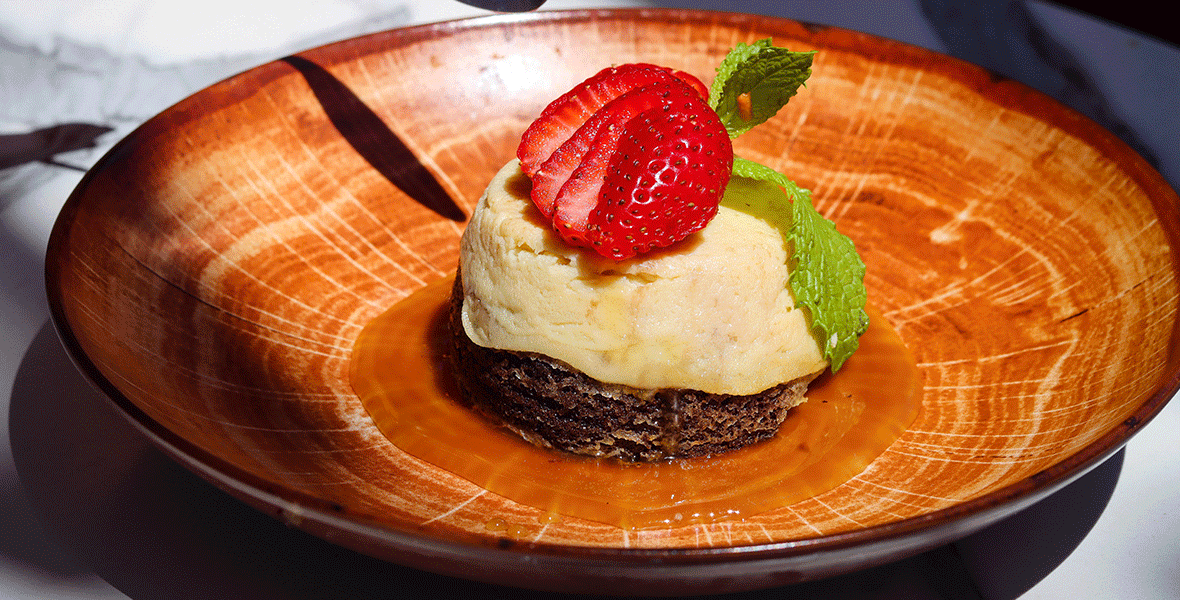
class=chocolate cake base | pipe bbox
[449,275,818,462]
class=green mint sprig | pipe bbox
[711,42,868,371]
[709,39,815,138]
[731,158,869,371]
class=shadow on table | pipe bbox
[8,320,1122,600]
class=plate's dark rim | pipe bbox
[43,7,1180,568]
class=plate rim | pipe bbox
[42,4,1180,587]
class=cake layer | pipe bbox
[458,160,826,396]
[450,276,817,461]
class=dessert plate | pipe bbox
[44,8,1180,595]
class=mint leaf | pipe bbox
[732,157,868,371]
[708,43,867,370]
[709,39,815,138]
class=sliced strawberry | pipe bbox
[517,63,706,178]
[547,83,712,244]
[585,104,733,260]
[515,61,725,259]
[531,78,702,221]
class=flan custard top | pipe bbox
[458,160,827,396]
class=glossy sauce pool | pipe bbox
[351,273,921,530]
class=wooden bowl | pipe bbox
[44,9,1180,595]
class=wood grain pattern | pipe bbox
[45,9,1180,593]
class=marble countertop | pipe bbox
[2,1,1177,599]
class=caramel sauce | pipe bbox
[351,274,921,530]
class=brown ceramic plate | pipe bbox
[44,8,1180,596]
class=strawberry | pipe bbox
[517,63,707,179]
[517,61,728,259]
[536,80,706,245]
[585,106,732,259]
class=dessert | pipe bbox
[450,41,869,461]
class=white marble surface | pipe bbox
[2,1,1178,599]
